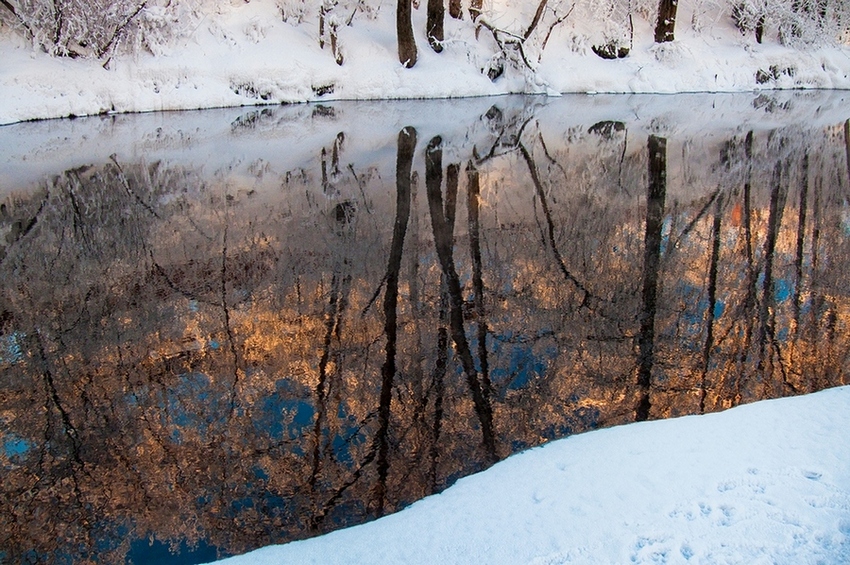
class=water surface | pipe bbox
[1,92,849,564]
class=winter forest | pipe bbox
[2,0,850,66]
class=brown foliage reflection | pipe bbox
[1,104,849,564]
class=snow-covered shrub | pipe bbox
[276,0,380,27]
[131,1,203,57]
[690,0,726,32]
[567,0,658,54]
[276,0,309,24]
[731,0,850,46]
[0,0,200,59]
[273,0,380,65]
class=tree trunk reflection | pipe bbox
[636,135,667,422]
[426,136,497,462]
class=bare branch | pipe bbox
[96,0,148,60]
[477,18,535,71]
[540,3,575,56]
[0,0,35,42]
[524,0,549,40]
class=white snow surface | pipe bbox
[215,386,850,565]
[2,0,850,125]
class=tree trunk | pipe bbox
[731,131,757,406]
[427,0,445,53]
[524,0,549,40]
[397,0,418,67]
[469,0,482,21]
[654,0,678,43]
[449,0,462,19]
[636,135,667,421]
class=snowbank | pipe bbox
[213,386,850,564]
[1,0,849,125]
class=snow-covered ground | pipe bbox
[1,0,850,125]
[214,386,850,565]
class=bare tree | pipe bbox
[699,194,723,414]
[0,0,190,62]
[475,0,575,79]
[318,0,344,65]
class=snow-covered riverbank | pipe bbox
[2,0,850,125]
[214,386,850,565]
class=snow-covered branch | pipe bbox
[476,0,576,79]
[1,0,197,60]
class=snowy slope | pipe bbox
[213,386,850,565]
[1,0,849,125]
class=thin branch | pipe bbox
[540,3,575,55]
[0,0,33,38]
[524,0,549,40]
[96,0,148,60]
[477,14,543,71]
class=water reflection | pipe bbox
[1,93,849,564]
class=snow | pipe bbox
[214,386,850,564]
[1,0,849,125]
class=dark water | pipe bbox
[1,93,849,564]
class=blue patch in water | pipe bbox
[231,497,254,512]
[774,278,792,303]
[94,522,130,554]
[3,435,31,459]
[0,331,24,365]
[256,380,314,442]
[332,433,354,466]
[489,332,556,396]
[154,373,227,444]
[125,537,219,565]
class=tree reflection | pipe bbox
[636,135,667,422]
[1,99,849,564]
[374,126,415,516]
[426,136,498,463]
